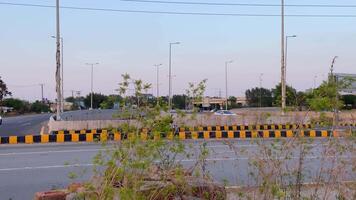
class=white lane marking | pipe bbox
[0,149,103,156]
[180,155,355,162]
[20,122,31,127]
[0,155,353,172]
[0,164,94,172]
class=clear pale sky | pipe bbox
[0,0,355,101]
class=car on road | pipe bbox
[214,110,236,116]
[0,115,2,125]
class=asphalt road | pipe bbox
[0,113,52,137]
[0,139,354,199]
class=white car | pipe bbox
[0,115,2,125]
[214,110,236,116]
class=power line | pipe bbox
[0,2,356,18]
[121,0,356,8]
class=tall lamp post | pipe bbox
[168,42,180,110]
[225,60,233,110]
[259,73,264,108]
[52,36,64,112]
[281,0,286,114]
[85,63,99,110]
[154,64,163,102]
[285,35,297,86]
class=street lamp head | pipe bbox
[170,42,180,45]
[51,36,56,39]
[226,60,233,64]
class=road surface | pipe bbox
[0,113,51,136]
[0,139,353,199]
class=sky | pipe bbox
[0,0,355,102]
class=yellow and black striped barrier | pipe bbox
[51,124,314,135]
[0,130,340,145]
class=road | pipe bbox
[0,113,52,136]
[0,139,354,199]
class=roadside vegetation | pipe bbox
[62,73,355,200]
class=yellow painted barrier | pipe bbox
[69,130,76,134]
[114,132,121,141]
[207,126,212,131]
[179,132,186,140]
[167,132,174,140]
[232,125,237,131]
[216,126,221,131]
[9,136,17,144]
[310,130,316,137]
[321,130,328,137]
[228,131,234,138]
[251,131,258,138]
[287,130,293,138]
[204,131,210,139]
[72,134,79,142]
[240,125,245,131]
[333,131,339,137]
[58,130,64,135]
[25,135,33,144]
[275,130,281,138]
[101,133,108,142]
[224,125,228,131]
[198,126,203,131]
[216,131,222,139]
[91,129,97,134]
[192,131,198,139]
[140,132,147,140]
[263,130,269,138]
[41,134,49,143]
[299,130,305,137]
[57,134,64,143]
[240,131,246,138]
[80,130,86,134]
[154,132,160,140]
[86,133,93,142]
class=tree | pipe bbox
[228,96,238,108]
[341,95,356,109]
[245,87,273,107]
[172,94,187,109]
[0,76,11,111]
[100,95,123,109]
[30,101,50,113]
[2,98,30,113]
[272,83,297,107]
[84,93,108,109]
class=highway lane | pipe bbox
[0,113,51,137]
[0,139,354,199]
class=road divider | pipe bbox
[0,130,343,145]
[50,124,314,135]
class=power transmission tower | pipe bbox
[55,0,62,120]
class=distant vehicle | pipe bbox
[214,110,236,116]
[0,115,2,125]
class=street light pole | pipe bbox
[52,36,64,112]
[85,63,99,110]
[280,0,286,114]
[154,64,163,100]
[168,42,180,110]
[55,0,61,120]
[225,60,233,110]
[285,35,297,89]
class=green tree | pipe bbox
[84,93,108,109]
[2,98,30,113]
[0,76,11,111]
[341,95,356,109]
[100,95,123,109]
[172,94,187,109]
[245,87,273,107]
[272,83,297,107]
[30,101,50,113]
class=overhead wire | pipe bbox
[0,2,356,18]
[121,0,356,8]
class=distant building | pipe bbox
[193,97,226,111]
[334,73,356,95]
[236,97,247,107]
